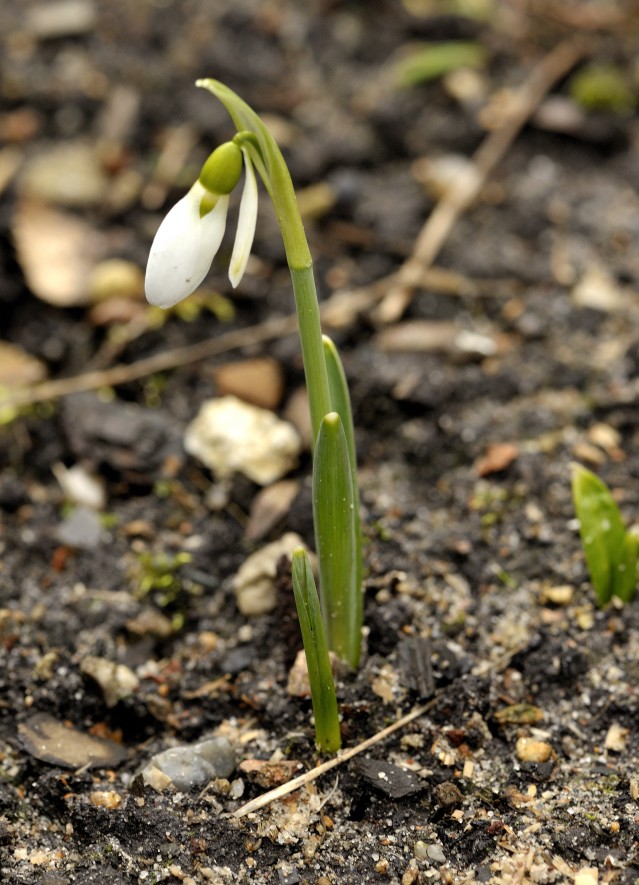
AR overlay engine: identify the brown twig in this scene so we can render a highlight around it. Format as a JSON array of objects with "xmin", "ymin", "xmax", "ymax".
[
  {"xmin": 0, "ymin": 41, "xmax": 587, "ymax": 412},
  {"xmin": 0, "ymin": 315, "xmax": 298, "ymax": 409},
  {"xmin": 373, "ymin": 38, "xmax": 589, "ymax": 324},
  {"xmin": 232, "ymin": 697, "xmax": 437, "ymax": 818}
]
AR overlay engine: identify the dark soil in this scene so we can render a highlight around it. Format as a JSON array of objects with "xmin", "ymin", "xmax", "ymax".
[{"xmin": 1, "ymin": 1, "xmax": 639, "ymax": 883}]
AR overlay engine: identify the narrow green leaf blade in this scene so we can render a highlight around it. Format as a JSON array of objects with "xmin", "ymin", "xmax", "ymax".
[
  {"xmin": 395, "ymin": 41, "xmax": 487, "ymax": 88},
  {"xmin": 313, "ymin": 412, "xmax": 360, "ymax": 667},
  {"xmin": 614, "ymin": 531, "xmax": 638, "ymax": 603},
  {"xmin": 291, "ymin": 547, "xmax": 341, "ymax": 753},
  {"xmin": 323, "ymin": 335, "xmax": 362, "ymax": 612}
]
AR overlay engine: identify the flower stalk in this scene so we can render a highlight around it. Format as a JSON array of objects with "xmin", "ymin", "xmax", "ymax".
[{"xmin": 145, "ymin": 79, "xmax": 364, "ymax": 750}]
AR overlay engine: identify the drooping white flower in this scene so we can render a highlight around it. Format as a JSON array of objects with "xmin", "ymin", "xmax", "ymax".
[
  {"xmin": 145, "ymin": 182, "xmax": 229, "ymax": 308},
  {"xmin": 145, "ymin": 141, "xmax": 258, "ymax": 308}
]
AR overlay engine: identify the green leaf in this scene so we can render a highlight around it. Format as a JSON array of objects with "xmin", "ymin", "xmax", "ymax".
[
  {"xmin": 614, "ymin": 531, "xmax": 638, "ymax": 604},
  {"xmin": 313, "ymin": 412, "xmax": 360, "ymax": 667},
  {"xmin": 569, "ymin": 63, "xmax": 636, "ymax": 114},
  {"xmin": 571, "ymin": 463, "xmax": 637, "ymax": 606},
  {"xmin": 395, "ymin": 41, "xmax": 487, "ymax": 88},
  {"xmin": 291, "ymin": 547, "xmax": 341, "ymax": 753},
  {"xmin": 322, "ymin": 335, "xmax": 362, "ymax": 607}
]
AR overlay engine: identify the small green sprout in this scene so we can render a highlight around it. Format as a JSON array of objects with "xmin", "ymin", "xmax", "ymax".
[
  {"xmin": 145, "ymin": 81, "xmax": 365, "ymax": 750},
  {"xmin": 571, "ymin": 463, "xmax": 638, "ymax": 606},
  {"xmin": 132, "ymin": 550, "xmax": 193, "ymax": 608}
]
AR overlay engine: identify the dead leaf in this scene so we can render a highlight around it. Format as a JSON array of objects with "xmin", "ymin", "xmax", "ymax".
[
  {"xmin": 13, "ymin": 201, "xmax": 104, "ymax": 306},
  {"xmin": 475, "ymin": 442, "xmax": 518, "ymax": 476}
]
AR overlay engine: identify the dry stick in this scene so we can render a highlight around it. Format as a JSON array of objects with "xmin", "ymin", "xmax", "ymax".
[
  {"xmin": 233, "ymin": 640, "xmax": 536, "ymax": 820},
  {"xmin": 0, "ymin": 264, "xmax": 474, "ymax": 410},
  {"xmin": 232, "ymin": 697, "xmax": 438, "ymax": 819},
  {"xmin": 0, "ymin": 314, "xmax": 298, "ymax": 409},
  {"xmin": 373, "ymin": 38, "xmax": 589, "ymax": 325},
  {"xmin": 0, "ymin": 42, "xmax": 586, "ymax": 411}
]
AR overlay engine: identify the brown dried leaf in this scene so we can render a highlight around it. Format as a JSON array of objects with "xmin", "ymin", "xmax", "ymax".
[{"xmin": 13, "ymin": 201, "xmax": 104, "ymax": 307}]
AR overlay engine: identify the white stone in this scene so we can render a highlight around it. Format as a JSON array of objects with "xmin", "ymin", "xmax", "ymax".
[
  {"xmin": 233, "ymin": 533, "xmax": 307, "ymax": 616},
  {"xmin": 184, "ymin": 396, "xmax": 301, "ymax": 485}
]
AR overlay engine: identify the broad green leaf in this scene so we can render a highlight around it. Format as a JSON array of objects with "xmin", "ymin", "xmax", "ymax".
[
  {"xmin": 313, "ymin": 412, "xmax": 359, "ymax": 667},
  {"xmin": 291, "ymin": 547, "xmax": 341, "ymax": 753},
  {"xmin": 571, "ymin": 463, "xmax": 637, "ymax": 606}
]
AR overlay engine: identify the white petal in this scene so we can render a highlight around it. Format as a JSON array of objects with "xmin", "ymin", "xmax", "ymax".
[
  {"xmin": 228, "ymin": 148, "xmax": 258, "ymax": 288},
  {"xmin": 145, "ymin": 183, "xmax": 229, "ymax": 308}
]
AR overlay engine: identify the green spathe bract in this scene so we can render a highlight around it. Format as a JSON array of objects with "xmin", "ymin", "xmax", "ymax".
[
  {"xmin": 291, "ymin": 547, "xmax": 341, "ymax": 752},
  {"xmin": 571, "ymin": 462, "xmax": 638, "ymax": 605}
]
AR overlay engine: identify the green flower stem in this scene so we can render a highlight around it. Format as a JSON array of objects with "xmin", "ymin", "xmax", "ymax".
[
  {"xmin": 313, "ymin": 412, "xmax": 359, "ymax": 668},
  {"xmin": 290, "ymin": 267, "xmax": 332, "ymax": 442},
  {"xmin": 291, "ymin": 547, "xmax": 341, "ymax": 753},
  {"xmin": 197, "ymin": 78, "xmax": 331, "ymax": 442}
]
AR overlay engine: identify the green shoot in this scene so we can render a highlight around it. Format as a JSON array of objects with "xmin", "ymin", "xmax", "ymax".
[
  {"xmin": 291, "ymin": 548, "xmax": 341, "ymax": 752},
  {"xmin": 145, "ymin": 81, "xmax": 365, "ymax": 750},
  {"xmin": 313, "ymin": 412, "xmax": 359, "ymax": 668},
  {"xmin": 571, "ymin": 463, "xmax": 638, "ymax": 606}
]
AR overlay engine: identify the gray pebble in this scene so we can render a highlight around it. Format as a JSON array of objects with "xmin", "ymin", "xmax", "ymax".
[{"xmin": 141, "ymin": 737, "xmax": 235, "ymax": 791}]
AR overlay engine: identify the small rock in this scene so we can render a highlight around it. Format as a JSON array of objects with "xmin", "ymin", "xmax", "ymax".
[
  {"xmin": 539, "ymin": 585, "xmax": 574, "ymax": 606},
  {"xmin": 27, "ymin": 0, "xmax": 97, "ymax": 39},
  {"xmin": 287, "ymin": 649, "xmax": 312, "ymax": 697},
  {"xmin": 19, "ymin": 141, "xmax": 107, "ymax": 207},
  {"xmin": 426, "ymin": 843, "xmax": 446, "ymax": 863},
  {"xmin": 80, "ymin": 656, "xmax": 139, "ymax": 707},
  {"xmin": 239, "ymin": 759, "xmax": 303, "ymax": 788},
  {"xmin": 572, "ymin": 264, "xmax": 626, "ymax": 312},
  {"xmin": 233, "ymin": 533, "xmax": 306, "ymax": 616},
  {"xmin": 0, "ymin": 342, "xmax": 47, "ymax": 387},
  {"xmin": 139, "ymin": 737, "xmax": 235, "ymax": 792},
  {"xmin": 245, "ymin": 480, "xmax": 300, "ymax": 541},
  {"xmin": 125, "ymin": 607, "xmax": 173, "ymax": 639},
  {"xmin": 574, "ymin": 869, "xmax": 598, "ymax": 885},
  {"xmin": 88, "ymin": 790, "xmax": 123, "ymax": 809},
  {"xmin": 184, "ymin": 396, "xmax": 301, "ymax": 485},
  {"xmin": 401, "ymin": 859, "xmax": 420, "ymax": 885},
  {"xmin": 604, "ymin": 722, "xmax": 629, "ymax": 752},
  {"xmin": 375, "ymin": 320, "xmax": 499, "ymax": 360},
  {"xmin": 355, "ymin": 758, "xmax": 423, "ymax": 800},
  {"xmin": 212, "ymin": 358, "xmax": 284, "ymax": 411},
  {"xmin": 434, "ymin": 781, "xmax": 464, "ymax": 808},
  {"xmin": 516, "ymin": 737, "xmax": 553, "ymax": 763},
  {"xmin": 475, "ymin": 443, "xmax": 519, "ymax": 477},
  {"xmin": 413, "ymin": 840, "xmax": 429, "ymax": 860},
  {"xmin": 62, "ymin": 393, "xmax": 182, "ymax": 479},
  {"xmin": 52, "ymin": 463, "xmax": 106, "ymax": 510},
  {"xmin": 56, "ymin": 506, "xmax": 103, "ymax": 549},
  {"xmin": 87, "ymin": 259, "xmax": 145, "ymax": 303}
]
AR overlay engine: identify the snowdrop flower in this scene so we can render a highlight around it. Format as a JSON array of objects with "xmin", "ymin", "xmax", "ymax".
[{"xmin": 145, "ymin": 140, "xmax": 258, "ymax": 308}]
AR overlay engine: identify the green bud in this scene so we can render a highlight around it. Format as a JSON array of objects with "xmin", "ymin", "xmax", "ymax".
[{"xmin": 199, "ymin": 142, "xmax": 242, "ymax": 195}]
